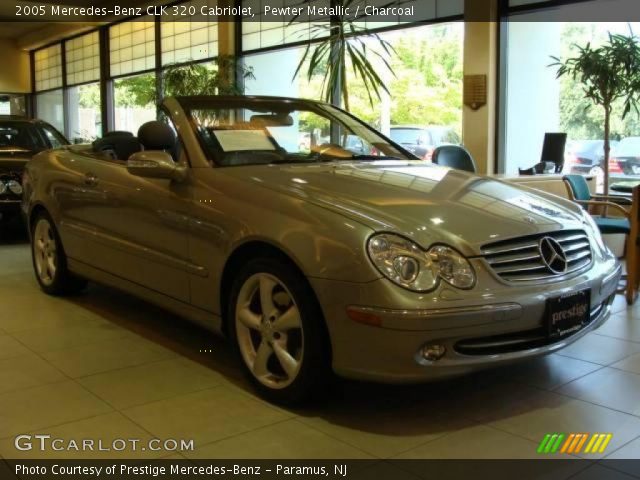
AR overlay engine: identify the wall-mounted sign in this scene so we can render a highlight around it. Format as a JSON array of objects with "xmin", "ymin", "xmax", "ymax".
[{"xmin": 464, "ymin": 74, "xmax": 487, "ymax": 110}]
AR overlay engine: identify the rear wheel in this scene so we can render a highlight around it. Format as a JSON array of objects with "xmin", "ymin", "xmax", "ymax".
[
  {"xmin": 31, "ymin": 213, "xmax": 87, "ymax": 295},
  {"xmin": 228, "ymin": 257, "xmax": 330, "ymax": 405}
]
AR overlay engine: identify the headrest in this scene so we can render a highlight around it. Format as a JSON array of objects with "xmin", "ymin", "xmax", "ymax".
[
  {"xmin": 93, "ymin": 135, "xmax": 141, "ymax": 160},
  {"xmin": 103, "ymin": 130, "xmax": 134, "ymax": 138},
  {"xmin": 138, "ymin": 121, "xmax": 176, "ymax": 151}
]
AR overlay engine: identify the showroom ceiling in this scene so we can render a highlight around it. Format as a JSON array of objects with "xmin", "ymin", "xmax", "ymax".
[{"xmin": 0, "ymin": 0, "xmax": 154, "ymax": 50}]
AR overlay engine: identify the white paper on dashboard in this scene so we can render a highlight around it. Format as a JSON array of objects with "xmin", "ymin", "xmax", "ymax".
[{"xmin": 214, "ymin": 130, "xmax": 275, "ymax": 151}]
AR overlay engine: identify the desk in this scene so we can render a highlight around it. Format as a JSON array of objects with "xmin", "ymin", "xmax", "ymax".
[{"xmin": 611, "ymin": 180, "xmax": 640, "ymax": 194}]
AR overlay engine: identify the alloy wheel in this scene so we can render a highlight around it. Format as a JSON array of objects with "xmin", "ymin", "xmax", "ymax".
[
  {"xmin": 235, "ymin": 273, "xmax": 304, "ymax": 389},
  {"xmin": 33, "ymin": 218, "xmax": 57, "ymax": 286}
]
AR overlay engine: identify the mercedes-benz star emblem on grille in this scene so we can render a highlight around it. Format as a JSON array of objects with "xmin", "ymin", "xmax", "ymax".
[{"xmin": 539, "ymin": 237, "xmax": 568, "ymax": 274}]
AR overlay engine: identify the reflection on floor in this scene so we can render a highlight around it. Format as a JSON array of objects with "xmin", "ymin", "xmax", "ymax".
[{"xmin": 0, "ymin": 222, "xmax": 639, "ymax": 475}]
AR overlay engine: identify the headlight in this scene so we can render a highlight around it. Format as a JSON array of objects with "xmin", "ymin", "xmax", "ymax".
[
  {"xmin": 0, "ymin": 181, "xmax": 6, "ymax": 195},
  {"xmin": 367, "ymin": 233, "xmax": 476, "ymax": 292},
  {"xmin": 6, "ymin": 180, "xmax": 22, "ymax": 196}
]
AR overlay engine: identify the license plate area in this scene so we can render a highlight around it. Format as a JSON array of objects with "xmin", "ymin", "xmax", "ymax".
[{"xmin": 546, "ymin": 289, "xmax": 591, "ymax": 339}]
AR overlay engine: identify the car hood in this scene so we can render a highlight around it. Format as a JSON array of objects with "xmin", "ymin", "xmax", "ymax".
[{"xmin": 222, "ymin": 161, "xmax": 585, "ymax": 255}]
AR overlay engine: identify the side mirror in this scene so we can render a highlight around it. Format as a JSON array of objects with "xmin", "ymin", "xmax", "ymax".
[{"xmin": 126, "ymin": 151, "xmax": 186, "ymax": 182}]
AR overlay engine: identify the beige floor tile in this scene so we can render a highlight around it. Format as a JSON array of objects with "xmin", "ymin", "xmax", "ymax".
[
  {"xmin": 612, "ymin": 352, "xmax": 640, "ymax": 375},
  {"xmin": 0, "ymin": 380, "xmax": 112, "ymax": 439},
  {"xmin": 0, "ymin": 412, "xmax": 168, "ymax": 460},
  {"xmin": 495, "ymin": 354, "xmax": 603, "ymax": 391},
  {"xmin": 78, "ymin": 358, "xmax": 226, "ymax": 409},
  {"xmin": 594, "ymin": 311, "xmax": 640, "ymax": 343},
  {"xmin": 556, "ymin": 367, "xmax": 640, "ymax": 416},
  {"xmin": 122, "ymin": 386, "xmax": 291, "ymax": 447},
  {"xmin": 0, "ymin": 354, "xmax": 67, "ymax": 395},
  {"xmin": 481, "ymin": 389, "xmax": 640, "ymax": 459},
  {"xmin": 0, "ymin": 336, "xmax": 31, "ymax": 361},
  {"xmin": 298, "ymin": 408, "xmax": 474, "ymax": 459},
  {"xmin": 40, "ymin": 336, "xmax": 177, "ymax": 378},
  {"xmin": 422, "ymin": 381, "xmax": 544, "ymax": 423},
  {"xmin": 0, "ymin": 295, "xmax": 107, "ymax": 334},
  {"xmin": 11, "ymin": 321, "xmax": 134, "ymax": 353},
  {"xmin": 556, "ymin": 332, "xmax": 640, "ymax": 365},
  {"xmin": 187, "ymin": 419, "xmax": 373, "ymax": 459},
  {"xmin": 606, "ymin": 436, "xmax": 640, "ymax": 459},
  {"xmin": 392, "ymin": 425, "xmax": 540, "ymax": 459},
  {"xmin": 610, "ymin": 294, "xmax": 631, "ymax": 315}
]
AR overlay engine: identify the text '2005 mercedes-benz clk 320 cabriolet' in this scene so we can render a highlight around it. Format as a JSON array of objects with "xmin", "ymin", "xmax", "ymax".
[{"xmin": 22, "ymin": 96, "xmax": 621, "ymax": 404}]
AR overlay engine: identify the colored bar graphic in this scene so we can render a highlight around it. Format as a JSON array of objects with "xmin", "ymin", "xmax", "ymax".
[
  {"xmin": 537, "ymin": 434, "xmax": 552, "ymax": 454},
  {"xmin": 539, "ymin": 433, "xmax": 613, "ymax": 455},
  {"xmin": 551, "ymin": 434, "xmax": 565, "ymax": 453},
  {"xmin": 561, "ymin": 434, "xmax": 575, "ymax": 453}
]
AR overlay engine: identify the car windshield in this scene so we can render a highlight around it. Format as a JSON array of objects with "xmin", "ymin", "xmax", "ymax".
[
  {"xmin": 180, "ymin": 98, "xmax": 412, "ymax": 166},
  {"xmin": 433, "ymin": 128, "xmax": 461, "ymax": 145},
  {"xmin": 390, "ymin": 128, "xmax": 427, "ymax": 145},
  {"xmin": 0, "ymin": 121, "xmax": 50, "ymax": 155}
]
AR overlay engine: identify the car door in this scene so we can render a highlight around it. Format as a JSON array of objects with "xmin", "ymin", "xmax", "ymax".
[{"xmin": 59, "ymin": 151, "xmax": 193, "ymax": 303}]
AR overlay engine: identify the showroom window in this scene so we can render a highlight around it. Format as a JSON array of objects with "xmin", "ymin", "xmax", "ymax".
[
  {"xmin": 0, "ymin": 94, "xmax": 27, "ymax": 116},
  {"xmin": 500, "ymin": 0, "xmax": 640, "ymax": 188},
  {"xmin": 160, "ymin": 1, "xmax": 219, "ymax": 65},
  {"xmin": 65, "ymin": 32, "xmax": 100, "ymax": 85},
  {"xmin": 109, "ymin": 17, "xmax": 158, "ymax": 135},
  {"xmin": 113, "ymin": 73, "xmax": 157, "ymax": 135},
  {"xmin": 346, "ymin": 22, "xmax": 463, "ymax": 140},
  {"xmin": 109, "ymin": 17, "xmax": 156, "ymax": 77},
  {"xmin": 65, "ymin": 32, "xmax": 102, "ymax": 143},
  {"xmin": 244, "ymin": 21, "xmax": 463, "ymax": 143},
  {"xmin": 240, "ymin": 0, "xmax": 463, "ymax": 53},
  {"xmin": 36, "ymin": 89, "xmax": 64, "ymax": 133},
  {"xmin": 67, "ymin": 83, "xmax": 101, "ymax": 143},
  {"xmin": 34, "ymin": 44, "xmax": 63, "ymax": 91}
]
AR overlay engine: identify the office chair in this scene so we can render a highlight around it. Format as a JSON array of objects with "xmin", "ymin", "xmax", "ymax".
[
  {"xmin": 432, "ymin": 145, "xmax": 477, "ymax": 173},
  {"xmin": 518, "ymin": 132, "xmax": 568, "ymax": 175}
]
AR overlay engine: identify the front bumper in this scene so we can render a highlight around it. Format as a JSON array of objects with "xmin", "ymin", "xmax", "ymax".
[
  {"xmin": 310, "ymin": 256, "xmax": 621, "ymax": 383},
  {"xmin": 0, "ymin": 198, "xmax": 21, "ymax": 216}
]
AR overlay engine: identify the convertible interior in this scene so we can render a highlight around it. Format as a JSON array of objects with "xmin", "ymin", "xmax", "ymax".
[{"xmin": 91, "ymin": 121, "xmax": 181, "ymax": 162}]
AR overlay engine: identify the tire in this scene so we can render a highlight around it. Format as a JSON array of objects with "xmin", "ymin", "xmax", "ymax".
[
  {"xmin": 31, "ymin": 212, "xmax": 87, "ymax": 295},
  {"xmin": 228, "ymin": 256, "xmax": 331, "ymax": 405}
]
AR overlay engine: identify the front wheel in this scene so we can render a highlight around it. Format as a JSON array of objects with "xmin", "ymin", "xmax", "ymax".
[
  {"xmin": 228, "ymin": 257, "xmax": 331, "ymax": 405},
  {"xmin": 31, "ymin": 213, "xmax": 87, "ymax": 295}
]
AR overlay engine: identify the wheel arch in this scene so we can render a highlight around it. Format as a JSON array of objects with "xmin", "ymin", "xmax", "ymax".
[
  {"xmin": 28, "ymin": 203, "xmax": 50, "ymax": 231},
  {"xmin": 219, "ymin": 240, "xmax": 330, "ymax": 351}
]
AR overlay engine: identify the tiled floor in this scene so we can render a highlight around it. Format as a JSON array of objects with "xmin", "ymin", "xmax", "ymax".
[{"xmin": 0, "ymin": 224, "xmax": 639, "ymax": 472}]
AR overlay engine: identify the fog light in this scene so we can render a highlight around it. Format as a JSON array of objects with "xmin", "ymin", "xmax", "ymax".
[{"xmin": 421, "ymin": 344, "xmax": 446, "ymax": 362}]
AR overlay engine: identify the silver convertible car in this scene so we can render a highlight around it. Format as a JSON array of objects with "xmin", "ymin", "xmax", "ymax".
[{"xmin": 23, "ymin": 96, "xmax": 621, "ymax": 403}]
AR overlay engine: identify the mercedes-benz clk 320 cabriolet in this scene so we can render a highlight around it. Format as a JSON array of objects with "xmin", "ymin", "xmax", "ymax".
[{"xmin": 22, "ymin": 96, "xmax": 621, "ymax": 403}]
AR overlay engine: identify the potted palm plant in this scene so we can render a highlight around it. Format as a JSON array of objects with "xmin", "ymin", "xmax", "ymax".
[
  {"xmin": 551, "ymin": 30, "xmax": 640, "ymax": 194},
  {"xmin": 290, "ymin": 0, "xmax": 395, "ymax": 111}
]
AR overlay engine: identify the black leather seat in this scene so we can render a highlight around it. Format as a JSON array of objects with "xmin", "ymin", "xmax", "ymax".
[
  {"xmin": 432, "ymin": 145, "xmax": 477, "ymax": 173},
  {"xmin": 92, "ymin": 133, "xmax": 141, "ymax": 161}
]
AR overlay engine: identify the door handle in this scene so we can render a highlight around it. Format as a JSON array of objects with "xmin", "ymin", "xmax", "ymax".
[{"xmin": 83, "ymin": 173, "xmax": 98, "ymax": 186}]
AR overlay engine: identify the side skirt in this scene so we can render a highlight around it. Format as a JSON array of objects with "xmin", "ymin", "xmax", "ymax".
[{"xmin": 67, "ymin": 258, "xmax": 223, "ymax": 335}]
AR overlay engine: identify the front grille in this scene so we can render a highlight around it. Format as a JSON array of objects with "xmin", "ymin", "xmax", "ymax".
[{"xmin": 481, "ymin": 230, "xmax": 592, "ymax": 282}]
